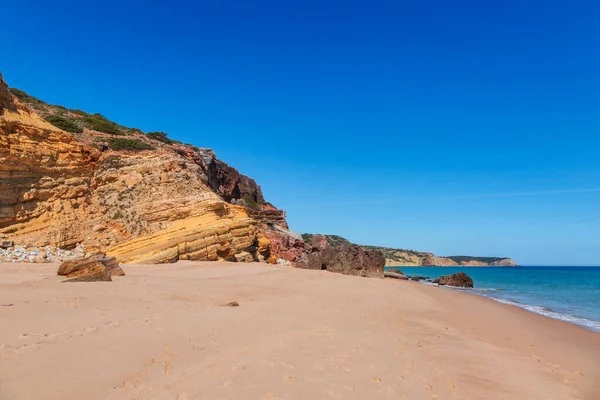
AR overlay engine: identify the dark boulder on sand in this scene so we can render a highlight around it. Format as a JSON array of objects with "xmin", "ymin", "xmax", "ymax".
[{"xmin": 433, "ymin": 272, "xmax": 474, "ymax": 288}]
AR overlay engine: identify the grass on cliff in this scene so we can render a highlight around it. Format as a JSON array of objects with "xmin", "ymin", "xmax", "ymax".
[
  {"xmin": 82, "ymin": 114, "xmax": 123, "ymax": 135},
  {"xmin": 9, "ymin": 88, "xmax": 46, "ymax": 109},
  {"xmin": 44, "ymin": 115, "xmax": 83, "ymax": 133},
  {"xmin": 108, "ymin": 138, "xmax": 155, "ymax": 151},
  {"xmin": 242, "ymin": 194, "xmax": 260, "ymax": 209},
  {"xmin": 361, "ymin": 245, "xmax": 427, "ymax": 258},
  {"xmin": 146, "ymin": 131, "xmax": 173, "ymax": 144},
  {"xmin": 8, "ymin": 86, "xmax": 205, "ymax": 151},
  {"xmin": 69, "ymin": 109, "xmax": 90, "ymax": 117}
]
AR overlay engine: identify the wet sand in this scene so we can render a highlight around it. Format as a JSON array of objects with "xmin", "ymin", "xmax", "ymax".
[{"xmin": 0, "ymin": 261, "xmax": 598, "ymax": 399}]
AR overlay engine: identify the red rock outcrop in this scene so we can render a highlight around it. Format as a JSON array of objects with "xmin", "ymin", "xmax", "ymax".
[
  {"xmin": 0, "ymin": 73, "xmax": 17, "ymax": 114},
  {"xmin": 296, "ymin": 235, "xmax": 385, "ymax": 278}
]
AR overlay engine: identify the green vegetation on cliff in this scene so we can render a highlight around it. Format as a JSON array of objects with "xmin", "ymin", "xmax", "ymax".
[
  {"xmin": 108, "ymin": 138, "xmax": 155, "ymax": 151},
  {"xmin": 9, "ymin": 88, "xmax": 46, "ymax": 109},
  {"xmin": 44, "ymin": 115, "xmax": 83, "ymax": 133},
  {"xmin": 6, "ymin": 87, "xmax": 192, "ymax": 150},
  {"xmin": 362, "ymin": 245, "xmax": 426, "ymax": 258},
  {"xmin": 146, "ymin": 131, "xmax": 173, "ymax": 144},
  {"xmin": 82, "ymin": 114, "xmax": 123, "ymax": 135}
]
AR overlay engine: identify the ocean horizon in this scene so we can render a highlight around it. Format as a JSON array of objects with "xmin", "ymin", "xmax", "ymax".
[{"xmin": 386, "ymin": 266, "xmax": 600, "ymax": 332}]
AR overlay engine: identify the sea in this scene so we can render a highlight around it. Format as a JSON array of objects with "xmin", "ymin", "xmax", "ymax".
[{"xmin": 386, "ymin": 266, "xmax": 600, "ymax": 332}]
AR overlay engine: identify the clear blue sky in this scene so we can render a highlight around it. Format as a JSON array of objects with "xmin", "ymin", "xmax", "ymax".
[{"xmin": 2, "ymin": 0, "xmax": 599, "ymax": 265}]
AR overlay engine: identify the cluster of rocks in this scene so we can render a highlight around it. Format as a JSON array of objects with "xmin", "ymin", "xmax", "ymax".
[
  {"xmin": 57, "ymin": 252, "xmax": 125, "ymax": 282},
  {"xmin": 383, "ymin": 268, "xmax": 474, "ymax": 288},
  {"xmin": 0, "ymin": 242, "xmax": 87, "ymax": 263},
  {"xmin": 409, "ymin": 275, "xmax": 430, "ymax": 281}
]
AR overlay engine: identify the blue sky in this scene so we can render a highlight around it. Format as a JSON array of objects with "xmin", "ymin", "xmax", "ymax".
[{"xmin": 2, "ymin": 0, "xmax": 599, "ymax": 265}]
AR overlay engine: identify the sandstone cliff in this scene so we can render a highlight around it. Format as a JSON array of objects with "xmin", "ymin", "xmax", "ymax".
[{"xmin": 0, "ymin": 74, "xmax": 296, "ymax": 264}]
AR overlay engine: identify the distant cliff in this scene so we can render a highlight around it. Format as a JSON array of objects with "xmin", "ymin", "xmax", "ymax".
[{"xmin": 303, "ymin": 235, "xmax": 517, "ymax": 267}]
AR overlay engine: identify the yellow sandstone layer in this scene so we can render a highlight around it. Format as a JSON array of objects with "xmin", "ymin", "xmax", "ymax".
[{"xmin": 0, "ymin": 103, "xmax": 267, "ymax": 264}]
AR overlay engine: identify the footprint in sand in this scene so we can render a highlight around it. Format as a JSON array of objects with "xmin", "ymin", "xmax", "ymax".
[
  {"xmin": 378, "ymin": 386, "xmax": 395, "ymax": 394},
  {"xmin": 220, "ymin": 377, "xmax": 234, "ymax": 387}
]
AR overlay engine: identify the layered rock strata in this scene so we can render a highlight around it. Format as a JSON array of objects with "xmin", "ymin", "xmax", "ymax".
[
  {"xmin": 0, "ymin": 74, "xmax": 293, "ymax": 264},
  {"xmin": 58, "ymin": 252, "xmax": 125, "ymax": 282}
]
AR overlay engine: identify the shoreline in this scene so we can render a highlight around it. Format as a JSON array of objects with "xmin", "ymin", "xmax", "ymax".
[
  {"xmin": 415, "ymin": 280, "xmax": 600, "ymax": 333},
  {"xmin": 389, "ymin": 265, "xmax": 600, "ymax": 333},
  {"xmin": 1, "ymin": 261, "xmax": 599, "ymax": 399}
]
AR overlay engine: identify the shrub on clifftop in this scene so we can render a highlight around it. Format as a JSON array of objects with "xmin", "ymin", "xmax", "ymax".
[
  {"xmin": 108, "ymin": 138, "xmax": 154, "ymax": 151},
  {"xmin": 146, "ymin": 131, "xmax": 173, "ymax": 144},
  {"xmin": 9, "ymin": 88, "xmax": 46, "ymax": 109},
  {"xmin": 45, "ymin": 115, "xmax": 83, "ymax": 133},
  {"xmin": 83, "ymin": 114, "xmax": 122, "ymax": 135}
]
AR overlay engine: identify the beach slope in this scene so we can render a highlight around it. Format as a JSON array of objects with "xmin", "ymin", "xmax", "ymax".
[{"xmin": 0, "ymin": 262, "xmax": 598, "ymax": 399}]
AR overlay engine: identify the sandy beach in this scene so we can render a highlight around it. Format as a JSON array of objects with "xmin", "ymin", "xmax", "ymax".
[{"xmin": 0, "ymin": 261, "xmax": 599, "ymax": 400}]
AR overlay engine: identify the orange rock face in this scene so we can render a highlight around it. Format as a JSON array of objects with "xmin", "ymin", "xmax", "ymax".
[{"xmin": 0, "ymin": 75, "xmax": 293, "ymax": 264}]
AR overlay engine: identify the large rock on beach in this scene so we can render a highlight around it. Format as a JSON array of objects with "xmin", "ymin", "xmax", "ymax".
[
  {"xmin": 58, "ymin": 252, "xmax": 125, "ymax": 282},
  {"xmin": 384, "ymin": 271, "xmax": 409, "ymax": 280},
  {"xmin": 295, "ymin": 235, "xmax": 385, "ymax": 278},
  {"xmin": 434, "ymin": 272, "xmax": 474, "ymax": 288}
]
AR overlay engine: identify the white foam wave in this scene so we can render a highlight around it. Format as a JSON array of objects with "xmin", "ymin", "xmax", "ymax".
[
  {"xmin": 422, "ymin": 281, "xmax": 600, "ymax": 332},
  {"xmin": 487, "ymin": 298, "xmax": 600, "ymax": 332},
  {"xmin": 469, "ymin": 287, "xmax": 501, "ymax": 293}
]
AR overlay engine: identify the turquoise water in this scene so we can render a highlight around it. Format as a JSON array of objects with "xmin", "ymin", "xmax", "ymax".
[{"xmin": 386, "ymin": 266, "xmax": 600, "ymax": 332}]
